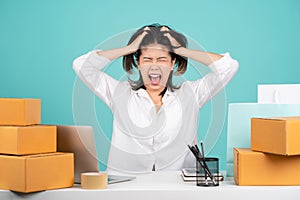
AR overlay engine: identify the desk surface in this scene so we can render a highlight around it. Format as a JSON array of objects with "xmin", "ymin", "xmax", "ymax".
[{"xmin": 1, "ymin": 171, "xmax": 300, "ymax": 200}]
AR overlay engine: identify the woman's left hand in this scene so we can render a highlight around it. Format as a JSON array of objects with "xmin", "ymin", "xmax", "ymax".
[{"xmin": 161, "ymin": 26, "xmax": 183, "ymax": 54}]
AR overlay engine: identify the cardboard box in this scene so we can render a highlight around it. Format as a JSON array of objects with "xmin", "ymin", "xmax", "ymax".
[
  {"xmin": 251, "ymin": 117, "xmax": 300, "ymax": 155},
  {"xmin": 0, "ymin": 98, "xmax": 41, "ymax": 126},
  {"xmin": 0, "ymin": 125, "xmax": 56, "ymax": 155},
  {"xmin": 234, "ymin": 148, "xmax": 300, "ymax": 185},
  {"xmin": 0, "ymin": 152, "xmax": 74, "ymax": 193}
]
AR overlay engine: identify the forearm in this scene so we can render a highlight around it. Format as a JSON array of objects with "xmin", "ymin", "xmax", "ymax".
[
  {"xmin": 96, "ymin": 46, "xmax": 134, "ymax": 60},
  {"xmin": 73, "ymin": 51, "xmax": 119, "ymax": 108},
  {"xmin": 175, "ymin": 47, "xmax": 223, "ymax": 66},
  {"xmin": 189, "ymin": 52, "xmax": 239, "ymax": 107}
]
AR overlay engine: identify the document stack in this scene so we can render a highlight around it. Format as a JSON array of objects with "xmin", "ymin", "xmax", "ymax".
[
  {"xmin": 181, "ymin": 168, "xmax": 224, "ymax": 182},
  {"xmin": 234, "ymin": 116, "xmax": 300, "ymax": 185},
  {"xmin": 0, "ymin": 98, "xmax": 74, "ymax": 193}
]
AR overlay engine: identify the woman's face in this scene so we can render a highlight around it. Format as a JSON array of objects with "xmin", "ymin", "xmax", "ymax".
[{"xmin": 138, "ymin": 44, "xmax": 175, "ymax": 93}]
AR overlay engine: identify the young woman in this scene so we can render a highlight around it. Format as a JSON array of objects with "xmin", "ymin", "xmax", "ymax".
[{"xmin": 73, "ymin": 24, "xmax": 239, "ymax": 173}]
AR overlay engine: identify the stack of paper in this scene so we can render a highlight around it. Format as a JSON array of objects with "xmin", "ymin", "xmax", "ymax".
[{"xmin": 181, "ymin": 168, "xmax": 224, "ymax": 182}]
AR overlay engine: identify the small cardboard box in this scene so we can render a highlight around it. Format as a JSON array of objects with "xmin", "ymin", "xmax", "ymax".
[
  {"xmin": 234, "ymin": 148, "xmax": 300, "ymax": 186},
  {"xmin": 251, "ymin": 116, "xmax": 300, "ymax": 155},
  {"xmin": 0, "ymin": 152, "xmax": 74, "ymax": 193},
  {"xmin": 0, "ymin": 98, "xmax": 41, "ymax": 126},
  {"xmin": 0, "ymin": 125, "xmax": 56, "ymax": 155}
]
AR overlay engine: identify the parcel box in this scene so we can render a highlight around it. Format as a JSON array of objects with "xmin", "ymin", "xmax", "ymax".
[
  {"xmin": 234, "ymin": 148, "xmax": 300, "ymax": 186},
  {"xmin": 0, "ymin": 152, "xmax": 74, "ymax": 193},
  {"xmin": 0, "ymin": 98, "xmax": 41, "ymax": 126},
  {"xmin": 0, "ymin": 125, "xmax": 56, "ymax": 155},
  {"xmin": 251, "ymin": 116, "xmax": 300, "ymax": 155}
]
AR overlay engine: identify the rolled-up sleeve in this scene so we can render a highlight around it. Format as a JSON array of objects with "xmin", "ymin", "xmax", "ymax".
[
  {"xmin": 188, "ymin": 52, "xmax": 239, "ymax": 108},
  {"xmin": 73, "ymin": 50, "xmax": 119, "ymax": 108}
]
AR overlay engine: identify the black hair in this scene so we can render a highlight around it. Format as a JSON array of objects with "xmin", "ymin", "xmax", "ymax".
[{"xmin": 123, "ymin": 23, "xmax": 188, "ymax": 95}]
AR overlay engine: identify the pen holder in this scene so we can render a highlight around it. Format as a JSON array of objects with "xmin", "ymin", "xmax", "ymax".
[{"xmin": 196, "ymin": 157, "xmax": 219, "ymax": 187}]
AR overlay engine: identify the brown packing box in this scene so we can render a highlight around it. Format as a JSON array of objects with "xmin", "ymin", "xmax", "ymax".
[
  {"xmin": 0, "ymin": 125, "xmax": 56, "ymax": 155},
  {"xmin": 251, "ymin": 116, "xmax": 300, "ymax": 155},
  {"xmin": 0, "ymin": 98, "xmax": 41, "ymax": 126},
  {"xmin": 0, "ymin": 152, "xmax": 74, "ymax": 193},
  {"xmin": 234, "ymin": 148, "xmax": 300, "ymax": 186}
]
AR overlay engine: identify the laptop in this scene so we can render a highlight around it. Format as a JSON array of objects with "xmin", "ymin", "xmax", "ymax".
[{"xmin": 56, "ymin": 125, "xmax": 135, "ymax": 184}]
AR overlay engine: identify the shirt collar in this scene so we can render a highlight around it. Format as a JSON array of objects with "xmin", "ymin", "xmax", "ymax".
[{"xmin": 134, "ymin": 88, "xmax": 148, "ymax": 97}]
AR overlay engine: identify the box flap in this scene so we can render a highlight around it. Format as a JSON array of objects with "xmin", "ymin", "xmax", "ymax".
[
  {"xmin": 234, "ymin": 148, "xmax": 254, "ymax": 154},
  {"xmin": 253, "ymin": 116, "xmax": 300, "ymax": 121},
  {"xmin": 22, "ymin": 152, "xmax": 71, "ymax": 159}
]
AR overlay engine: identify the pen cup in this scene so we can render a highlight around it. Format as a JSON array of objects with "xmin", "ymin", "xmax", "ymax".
[{"xmin": 196, "ymin": 157, "xmax": 219, "ymax": 187}]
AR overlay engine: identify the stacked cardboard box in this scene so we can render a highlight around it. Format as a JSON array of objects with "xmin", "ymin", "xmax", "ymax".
[
  {"xmin": 234, "ymin": 116, "xmax": 300, "ymax": 185},
  {"xmin": 0, "ymin": 98, "xmax": 74, "ymax": 193}
]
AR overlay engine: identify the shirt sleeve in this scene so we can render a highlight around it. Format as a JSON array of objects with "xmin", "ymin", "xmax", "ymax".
[
  {"xmin": 187, "ymin": 52, "xmax": 239, "ymax": 108},
  {"xmin": 72, "ymin": 50, "xmax": 119, "ymax": 109}
]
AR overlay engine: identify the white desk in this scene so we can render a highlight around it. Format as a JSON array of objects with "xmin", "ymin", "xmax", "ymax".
[{"xmin": 1, "ymin": 171, "xmax": 300, "ymax": 200}]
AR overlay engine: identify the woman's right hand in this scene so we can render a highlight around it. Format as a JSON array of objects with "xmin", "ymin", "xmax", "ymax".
[
  {"xmin": 126, "ymin": 27, "xmax": 149, "ymax": 53},
  {"xmin": 95, "ymin": 27, "xmax": 148, "ymax": 60},
  {"xmin": 96, "ymin": 28, "xmax": 148, "ymax": 60}
]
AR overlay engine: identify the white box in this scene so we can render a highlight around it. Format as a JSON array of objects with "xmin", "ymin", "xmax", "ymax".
[{"xmin": 258, "ymin": 84, "xmax": 300, "ymax": 104}]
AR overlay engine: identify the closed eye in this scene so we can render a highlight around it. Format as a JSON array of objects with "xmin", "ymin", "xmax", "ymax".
[
  {"xmin": 142, "ymin": 57, "xmax": 152, "ymax": 62},
  {"xmin": 158, "ymin": 58, "xmax": 167, "ymax": 62},
  {"xmin": 157, "ymin": 57, "xmax": 168, "ymax": 62}
]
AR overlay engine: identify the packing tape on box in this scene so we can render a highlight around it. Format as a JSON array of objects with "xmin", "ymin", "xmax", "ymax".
[{"xmin": 81, "ymin": 172, "xmax": 108, "ymax": 189}]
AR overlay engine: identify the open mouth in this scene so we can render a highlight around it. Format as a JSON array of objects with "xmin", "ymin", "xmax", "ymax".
[{"xmin": 148, "ymin": 74, "xmax": 161, "ymax": 85}]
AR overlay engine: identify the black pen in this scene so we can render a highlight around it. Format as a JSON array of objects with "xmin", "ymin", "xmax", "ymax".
[
  {"xmin": 194, "ymin": 142, "xmax": 201, "ymax": 157},
  {"xmin": 200, "ymin": 140, "xmax": 205, "ymax": 158},
  {"xmin": 200, "ymin": 140, "xmax": 207, "ymax": 181}
]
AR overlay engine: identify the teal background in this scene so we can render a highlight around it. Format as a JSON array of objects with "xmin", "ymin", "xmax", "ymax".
[{"xmin": 1, "ymin": 0, "xmax": 300, "ymax": 171}]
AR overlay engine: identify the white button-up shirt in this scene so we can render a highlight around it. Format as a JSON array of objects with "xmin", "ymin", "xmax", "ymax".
[{"xmin": 73, "ymin": 50, "xmax": 239, "ymax": 173}]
